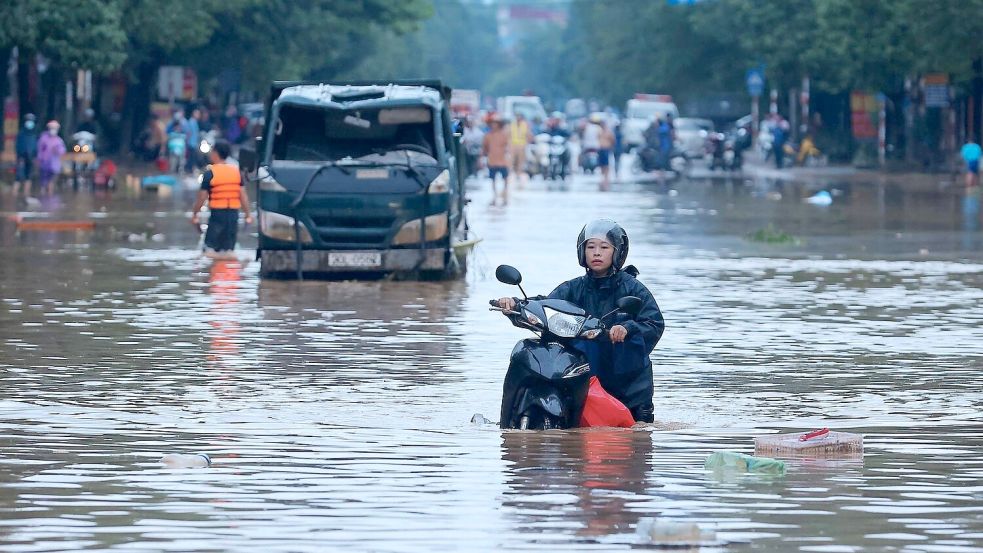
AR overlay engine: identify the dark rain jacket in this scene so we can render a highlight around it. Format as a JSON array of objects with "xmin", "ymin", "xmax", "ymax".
[{"xmin": 547, "ymin": 270, "xmax": 665, "ymax": 410}]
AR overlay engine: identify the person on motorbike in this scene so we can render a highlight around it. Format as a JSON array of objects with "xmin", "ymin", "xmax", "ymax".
[
  {"xmin": 546, "ymin": 113, "xmax": 570, "ymax": 138},
  {"xmin": 497, "ymin": 219, "xmax": 665, "ymax": 422}
]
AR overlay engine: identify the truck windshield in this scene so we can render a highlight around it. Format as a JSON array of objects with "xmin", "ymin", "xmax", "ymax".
[{"xmin": 272, "ymin": 105, "xmax": 438, "ymax": 163}]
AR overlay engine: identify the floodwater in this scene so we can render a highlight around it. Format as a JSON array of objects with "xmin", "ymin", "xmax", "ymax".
[{"xmin": 1, "ymin": 166, "xmax": 982, "ymax": 552}]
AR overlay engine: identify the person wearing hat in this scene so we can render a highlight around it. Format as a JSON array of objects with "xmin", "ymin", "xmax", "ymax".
[
  {"xmin": 496, "ymin": 219, "xmax": 665, "ymax": 422},
  {"xmin": 36, "ymin": 120, "xmax": 67, "ymax": 193},
  {"xmin": 13, "ymin": 114, "xmax": 38, "ymax": 196}
]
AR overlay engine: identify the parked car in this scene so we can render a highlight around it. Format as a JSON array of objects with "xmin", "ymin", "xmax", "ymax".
[
  {"xmin": 673, "ymin": 117, "xmax": 714, "ymax": 159},
  {"xmin": 242, "ymin": 80, "xmax": 472, "ymax": 280}
]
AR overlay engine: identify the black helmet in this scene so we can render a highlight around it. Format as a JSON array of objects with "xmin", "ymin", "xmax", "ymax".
[{"xmin": 577, "ymin": 218, "xmax": 629, "ymax": 271}]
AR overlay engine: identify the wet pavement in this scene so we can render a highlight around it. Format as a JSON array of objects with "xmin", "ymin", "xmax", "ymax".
[{"xmin": 1, "ymin": 164, "xmax": 982, "ymax": 552}]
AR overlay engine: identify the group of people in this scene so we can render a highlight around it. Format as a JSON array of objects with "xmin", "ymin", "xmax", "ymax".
[
  {"xmin": 13, "ymin": 115, "xmax": 68, "ymax": 197},
  {"xmin": 461, "ymin": 110, "xmax": 623, "ymax": 204},
  {"xmin": 134, "ymin": 105, "xmax": 253, "ymax": 174}
]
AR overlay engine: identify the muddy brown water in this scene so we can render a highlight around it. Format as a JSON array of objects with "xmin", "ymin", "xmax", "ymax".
[{"xmin": 1, "ymin": 169, "xmax": 981, "ymax": 551}]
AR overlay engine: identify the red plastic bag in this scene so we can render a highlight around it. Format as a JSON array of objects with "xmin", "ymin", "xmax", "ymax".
[{"xmin": 579, "ymin": 376, "xmax": 635, "ymax": 428}]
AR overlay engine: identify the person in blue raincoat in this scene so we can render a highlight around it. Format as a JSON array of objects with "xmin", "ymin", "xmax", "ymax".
[{"xmin": 498, "ymin": 219, "xmax": 665, "ymax": 422}]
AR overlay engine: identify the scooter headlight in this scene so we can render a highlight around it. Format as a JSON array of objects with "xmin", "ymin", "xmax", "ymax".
[
  {"xmin": 580, "ymin": 328, "xmax": 602, "ymax": 340},
  {"xmin": 542, "ymin": 307, "xmax": 585, "ymax": 338},
  {"xmin": 200, "ymin": 140, "xmax": 211, "ymax": 154}
]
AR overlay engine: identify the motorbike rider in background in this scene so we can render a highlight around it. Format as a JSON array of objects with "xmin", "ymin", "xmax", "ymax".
[{"xmin": 497, "ymin": 219, "xmax": 665, "ymax": 422}]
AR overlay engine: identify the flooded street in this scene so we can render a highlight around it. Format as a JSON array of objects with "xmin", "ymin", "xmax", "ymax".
[{"xmin": 2, "ymin": 167, "xmax": 982, "ymax": 552}]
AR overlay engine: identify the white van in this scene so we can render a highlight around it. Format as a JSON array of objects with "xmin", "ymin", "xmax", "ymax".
[{"xmin": 622, "ymin": 95, "xmax": 679, "ymax": 151}]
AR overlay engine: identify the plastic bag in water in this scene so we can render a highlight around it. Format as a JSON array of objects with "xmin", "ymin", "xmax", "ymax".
[{"xmin": 704, "ymin": 451, "xmax": 786, "ymax": 475}]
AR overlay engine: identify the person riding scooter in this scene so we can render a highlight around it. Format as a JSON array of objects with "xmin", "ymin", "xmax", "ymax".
[{"xmin": 497, "ymin": 219, "xmax": 665, "ymax": 422}]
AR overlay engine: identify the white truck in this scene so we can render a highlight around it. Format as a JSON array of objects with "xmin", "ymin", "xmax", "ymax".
[
  {"xmin": 497, "ymin": 95, "xmax": 547, "ymax": 124},
  {"xmin": 622, "ymin": 94, "xmax": 679, "ymax": 152}
]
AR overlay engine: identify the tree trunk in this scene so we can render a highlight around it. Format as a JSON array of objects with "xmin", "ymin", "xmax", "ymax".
[{"xmin": 121, "ymin": 59, "xmax": 158, "ymax": 156}]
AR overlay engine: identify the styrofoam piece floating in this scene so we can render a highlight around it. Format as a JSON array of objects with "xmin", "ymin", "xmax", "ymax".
[{"xmin": 754, "ymin": 428, "xmax": 863, "ymax": 458}]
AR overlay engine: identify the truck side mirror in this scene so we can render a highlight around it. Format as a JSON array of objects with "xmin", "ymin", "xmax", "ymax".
[{"xmin": 239, "ymin": 147, "xmax": 258, "ymax": 174}]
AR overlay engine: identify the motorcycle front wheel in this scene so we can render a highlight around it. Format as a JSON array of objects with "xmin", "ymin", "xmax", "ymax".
[{"xmin": 518, "ymin": 410, "xmax": 562, "ymax": 430}]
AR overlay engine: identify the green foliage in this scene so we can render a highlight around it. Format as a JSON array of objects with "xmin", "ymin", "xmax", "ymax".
[
  {"xmin": 0, "ymin": 0, "xmax": 127, "ymax": 72},
  {"xmin": 567, "ymin": 0, "xmax": 983, "ymax": 105},
  {"xmin": 0, "ymin": 0, "xmax": 431, "ymax": 88},
  {"xmin": 340, "ymin": 0, "xmax": 499, "ymax": 90}
]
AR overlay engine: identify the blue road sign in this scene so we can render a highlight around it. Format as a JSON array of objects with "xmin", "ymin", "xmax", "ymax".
[{"xmin": 746, "ymin": 69, "xmax": 765, "ymax": 97}]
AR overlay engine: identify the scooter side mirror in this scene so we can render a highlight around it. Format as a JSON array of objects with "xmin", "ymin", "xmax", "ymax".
[
  {"xmin": 616, "ymin": 296, "xmax": 643, "ymax": 316},
  {"xmin": 495, "ymin": 265, "xmax": 522, "ymax": 286}
]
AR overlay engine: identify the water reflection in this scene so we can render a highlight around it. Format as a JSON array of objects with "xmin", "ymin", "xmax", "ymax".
[{"xmin": 502, "ymin": 429, "xmax": 654, "ymax": 542}]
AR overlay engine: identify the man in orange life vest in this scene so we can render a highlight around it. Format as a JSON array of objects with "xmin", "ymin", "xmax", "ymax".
[{"xmin": 190, "ymin": 140, "xmax": 253, "ymax": 253}]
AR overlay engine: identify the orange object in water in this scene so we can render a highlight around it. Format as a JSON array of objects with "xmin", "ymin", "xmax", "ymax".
[
  {"xmin": 16, "ymin": 219, "xmax": 95, "ymax": 231},
  {"xmin": 579, "ymin": 376, "xmax": 635, "ymax": 428}
]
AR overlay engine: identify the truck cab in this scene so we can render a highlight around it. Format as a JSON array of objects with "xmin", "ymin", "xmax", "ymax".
[{"xmin": 248, "ymin": 80, "xmax": 471, "ymax": 279}]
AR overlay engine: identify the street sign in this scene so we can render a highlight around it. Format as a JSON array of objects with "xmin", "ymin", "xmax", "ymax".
[{"xmin": 746, "ymin": 69, "xmax": 764, "ymax": 97}]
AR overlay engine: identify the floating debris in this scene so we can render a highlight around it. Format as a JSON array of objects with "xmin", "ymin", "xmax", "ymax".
[
  {"xmin": 755, "ymin": 428, "xmax": 863, "ymax": 458},
  {"xmin": 805, "ymin": 190, "xmax": 833, "ymax": 205},
  {"xmin": 704, "ymin": 451, "xmax": 786, "ymax": 474},
  {"xmin": 636, "ymin": 517, "xmax": 717, "ymax": 547},
  {"xmin": 161, "ymin": 453, "xmax": 211, "ymax": 468},
  {"xmin": 746, "ymin": 224, "xmax": 800, "ymax": 245}
]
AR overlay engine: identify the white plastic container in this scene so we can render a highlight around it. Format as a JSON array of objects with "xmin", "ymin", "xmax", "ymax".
[{"xmin": 160, "ymin": 453, "xmax": 211, "ymax": 468}]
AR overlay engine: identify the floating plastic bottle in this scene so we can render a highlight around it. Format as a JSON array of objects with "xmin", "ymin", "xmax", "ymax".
[
  {"xmin": 160, "ymin": 453, "xmax": 211, "ymax": 468},
  {"xmin": 704, "ymin": 451, "xmax": 786, "ymax": 475}
]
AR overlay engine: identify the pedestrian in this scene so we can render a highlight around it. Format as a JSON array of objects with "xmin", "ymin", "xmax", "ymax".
[
  {"xmin": 166, "ymin": 124, "xmax": 187, "ymax": 175},
  {"xmin": 482, "ymin": 116, "xmax": 510, "ymax": 205},
  {"xmin": 36, "ymin": 120, "xmax": 66, "ymax": 193},
  {"xmin": 960, "ymin": 135, "xmax": 981, "ymax": 189},
  {"xmin": 496, "ymin": 219, "xmax": 665, "ymax": 422},
  {"xmin": 612, "ymin": 116, "xmax": 623, "ymax": 177},
  {"xmin": 657, "ymin": 117, "xmax": 672, "ymax": 169},
  {"xmin": 598, "ymin": 119, "xmax": 615, "ymax": 188},
  {"xmin": 185, "ymin": 108, "xmax": 201, "ymax": 173},
  {"xmin": 509, "ymin": 113, "xmax": 532, "ymax": 186},
  {"xmin": 223, "ymin": 105, "xmax": 241, "ymax": 144},
  {"xmin": 461, "ymin": 116, "xmax": 484, "ymax": 178},
  {"xmin": 582, "ymin": 114, "xmax": 603, "ymax": 172},
  {"xmin": 191, "ymin": 140, "xmax": 253, "ymax": 255},
  {"xmin": 13, "ymin": 114, "xmax": 38, "ymax": 196},
  {"xmin": 772, "ymin": 116, "xmax": 788, "ymax": 169}
]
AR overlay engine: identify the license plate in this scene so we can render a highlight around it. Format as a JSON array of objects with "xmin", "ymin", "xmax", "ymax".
[
  {"xmin": 356, "ymin": 168, "xmax": 389, "ymax": 179},
  {"xmin": 328, "ymin": 251, "xmax": 382, "ymax": 268}
]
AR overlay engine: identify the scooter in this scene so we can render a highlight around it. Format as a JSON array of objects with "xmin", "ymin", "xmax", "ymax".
[
  {"xmin": 547, "ymin": 135, "xmax": 569, "ymax": 181},
  {"xmin": 634, "ymin": 144, "xmax": 688, "ymax": 176},
  {"xmin": 580, "ymin": 148, "xmax": 599, "ymax": 174},
  {"xmin": 527, "ymin": 133, "xmax": 552, "ymax": 178},
  {"xmin": 490, "ymin": 264, "xmax": 642, "ymax": 430},
  {"xmin": 69, "ymin": 131, "xmax": 98, "ymax": 189}
]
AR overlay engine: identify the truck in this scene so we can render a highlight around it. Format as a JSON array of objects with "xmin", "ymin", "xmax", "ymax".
[
  {"xmin": 622, "ymin": 94, "xmax": 680, "ymax": 152},
  {"xmin": 240, "ymin": 80, "xmax": 474, "ymax": 279}
]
